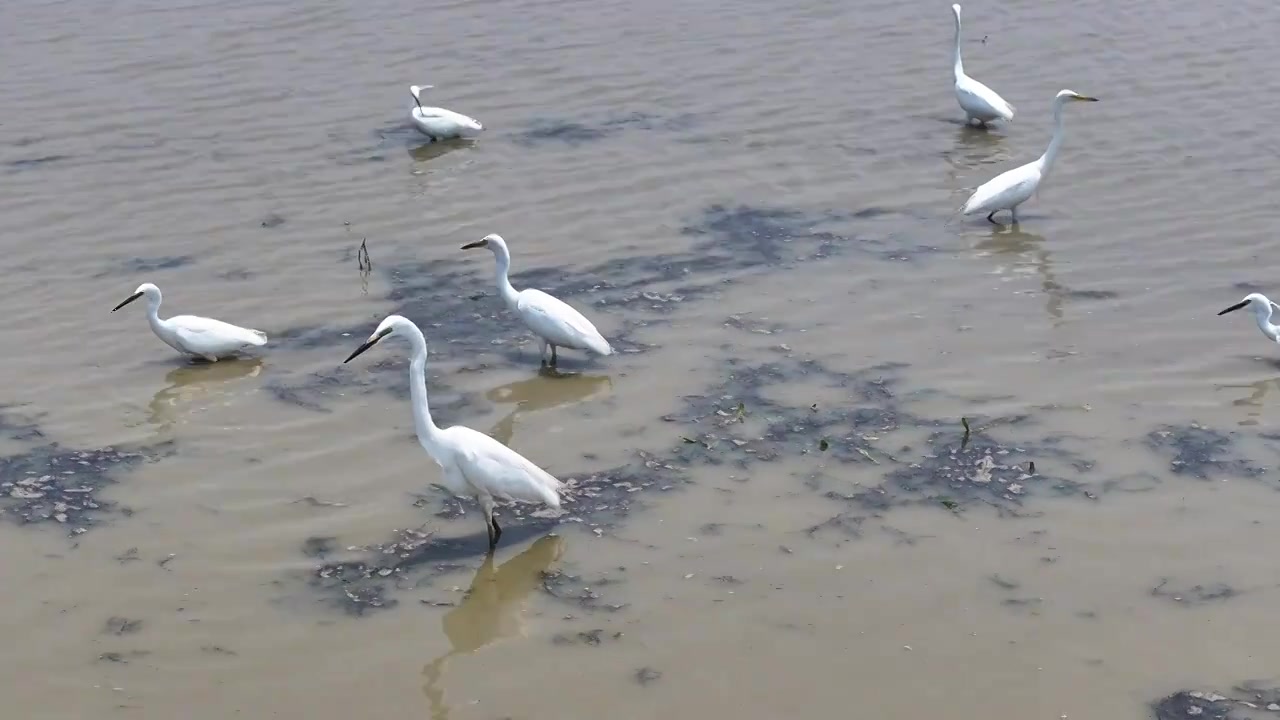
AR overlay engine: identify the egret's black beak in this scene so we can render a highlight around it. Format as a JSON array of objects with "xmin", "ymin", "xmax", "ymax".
[
  {"xmin": 344, "ymin": 327, "xmax": 391, "ymax": 363},
  {"xmin": 1218, "ymin": 300, "xmax": 1249, "ymax": 316},
  {"xmin": 460, "ymin": 240, "xmax": 487, "ymax": 250},
  {"xmin": 112, "ymin": 291, "xmax": 143, "ymax": 312}
]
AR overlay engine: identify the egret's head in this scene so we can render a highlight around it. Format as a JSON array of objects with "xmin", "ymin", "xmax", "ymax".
[
  {"xmin": 952, "ymin": 4, "xmax": 961, "ymax": 18},
  {"xmin": 344, "ymin": 315, "xmax": 415, "ymax": 363},
  {"xmin": 409, "ymin": 84, "xmax": 433, "ymax": 108},
  {"xmin": 112, "ymin": 282, "xmax": 160, "ymax": 312},
  {"xmin": 1056, "ymin": 89, "xmax": 1099, "ymax": 103},
  {"xmin": 460, "ymin": 233, "xmax": 506, "ymax": 253},
  {"xmin": 1218, "ymin": 293, "xmax": 1273, "ymax": 317}
]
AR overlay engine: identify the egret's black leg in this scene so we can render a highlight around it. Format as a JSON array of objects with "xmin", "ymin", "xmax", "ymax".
[
  {"xmin": 550, "ymin": 345, "xmax": 558, "ymax": 367},
  {"xmin": 987, "ymin": 212, "xmax": 998, "ymax": 224},
  {"xmin": 491, "ymin": 516, "xmax": 502, "ymax": 547}
]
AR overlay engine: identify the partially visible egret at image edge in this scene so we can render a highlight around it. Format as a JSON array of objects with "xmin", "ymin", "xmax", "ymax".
[
  {"xmin": 409, "ymin": 84, "xmax": 483, "ymax": 141},
  {"xmin": 951, "ymin": 4, "xmax": 1015, "ymax": 126},
  {"xmin": 111, "ymin": 283, "xmax": 267, "ymax": 362},
  {"xmin": 961, "ymin": 89, "xmax": 1099, "ymax": 225},
  {"xmin": 343, "ymin": 315, "xmax": 564, "ymax": 551},
  {"xmin": 462, "ymin": 234, "xmax": 613, "ymax": 368},
  {"xmin": 1218, "ymin": 293, "xmax": 1280, "ymax": 345}
]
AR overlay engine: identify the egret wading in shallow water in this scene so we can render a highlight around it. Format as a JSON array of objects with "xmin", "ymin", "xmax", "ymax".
[
  {"xmin": 1218, "ymin": 293, "xmax": 1280, "ymax": 345},
  {"xmin": 461, "ymin": 234, "xmax": 613, "ymax": 368},
  {"xmin": 409, "ymin": 85, "xmax": 483, "ymax": 141},
  {"xmin": 951, "ymin": 4, "xmax": 1015, "ymax": 126},
  {"xmin": 111, "ymin": 283, "xmax": 267, "ymax": 362},
  {"xmin": 961, "ymin": 89, "xmax": 1098, "ymax": 225},
  {"xmin": 343, "ymin": 315, "xmax": 564, "ymax": 551}
]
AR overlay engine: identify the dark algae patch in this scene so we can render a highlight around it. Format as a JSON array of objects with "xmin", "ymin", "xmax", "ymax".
[
  {"xmin": 1146, "ymin": 424, "xmax": 1267, "ymax": 480},
  {"xmin": 0, "ymin": 406, "xmax": 165, "ymax": 533},
  {"xmin": 1154, "ymin": 684, "xmax": 1280, "ymax": 720},
  {"xmin": 300, "ymin": 355, "xmax": 1102, "ymax": 614}
]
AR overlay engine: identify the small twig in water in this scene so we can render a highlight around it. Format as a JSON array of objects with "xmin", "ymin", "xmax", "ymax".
[{"xmin": 357, "ymin": 238, "xmax": 372, "ymax": 271}]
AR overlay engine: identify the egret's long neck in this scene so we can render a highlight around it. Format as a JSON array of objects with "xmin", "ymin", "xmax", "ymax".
[
  {"xmin": 405, "ymin": 328, "xmax": 444, "ymax": 450},
  {"xmin": 491, "ymin": 244, "xmax": 520, "ymax": 311},
  {"xmin": 1253, "ymin": 305, "xmax": 1280, "ymax": 342},
  {"xmin": 952, "ymin": 13, "xmax": 964, "ymax": 78},
  {"xmin": 1038, "ymin": 98, "xmax": 1069, "ymax": 174},
  {"xmin": 145, "ymin": 293, "xmax": 167, "ymax": 334}
]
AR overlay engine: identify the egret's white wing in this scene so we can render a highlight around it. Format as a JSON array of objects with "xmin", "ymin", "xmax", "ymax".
[
  {"xmin": 412, "ymin": 106, "xmax": 483, "ymax": 133},
  {"xmin": 963, "ymin": 162, "xmax": 1040, "ymax": 215},
  {"xmin": 448, "ymin": 426, "xmax": 563, "ymax": 507},
  {"xmin": 169, "ymin": 314, "xmax": 267, "ymax": 355},
  {"xmin": 516, "ymin": 289, "xmax": 612, "ymax": 355},
  {"xmin": 956, "ymin": 76, "xmax": 1015, "ymax": 121}
]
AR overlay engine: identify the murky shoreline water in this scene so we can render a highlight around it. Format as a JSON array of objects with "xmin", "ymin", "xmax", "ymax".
[{"xmin": 5, "ymin": 0, "xmax": 1280, "ymax": 717}]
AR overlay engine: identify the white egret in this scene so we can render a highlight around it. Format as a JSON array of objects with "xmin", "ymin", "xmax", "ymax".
[
  {"xmin": 111, "ymin": 283, "xmax": 267, "ymax": 362},
  {"xmin": 461, "ymin": 234, "xmax": 613, "ymax": 367},
  {"xmin": 961, "ymin": 89, "xmax": 1099, "ymax": 224},
  {"xmin": 343, "ymin": 315, "xmax": 564, "ymax": 550},
  {"xmin": 951, "ymin": 4, "xmax": 1016, "ymax": 126},
  {"xmin": 1218, "ymin": 293, "xmax": 1280, "ymax": 344},
  {"xmin": 409, "ymin": 85, "xmax": 483, "ymax": 141}
]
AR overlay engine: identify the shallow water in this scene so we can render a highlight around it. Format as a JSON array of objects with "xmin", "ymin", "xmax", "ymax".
[{"xmin": 3, "ymin": 0, "xmax": 1280, "ymax": 717}]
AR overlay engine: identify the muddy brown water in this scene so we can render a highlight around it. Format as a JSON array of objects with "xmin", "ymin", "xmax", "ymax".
[{"xmin": 4, "ymin": 0, "xmax": 1280, "ymax": 717}]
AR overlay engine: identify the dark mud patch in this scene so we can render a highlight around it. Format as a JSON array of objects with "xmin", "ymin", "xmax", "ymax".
[
  {"xmin": 1147, "ymin": 424, "xmax": 1267, "ymax": 481},
  {"xmin": 550, "ymin": 628, "xmax": 622, "ymax": 647},
  {"xmin": 512, "ymin": 112, "xmax": 696, "ymax": 147},
  {"xmin": 93, "ymin": 254, "xmax": 197, "ymax": 279},
  {"xmin": 1, "ymin": 441, "xmax": 168, "ymax": 534},
  {"xmin": 300, "ymin": 356, "xmax": 1099, "ymax": 614},
  {"xmin": 307, "ymin": 455, "xmax": 677, "ymax": 614},
  {"xmin": 1150, "ymin": 578, "xmax": 1242, "ymax": 606},
  {"xmin": 635, "ymin": 667, "xmax": 663, "ymax": 686},
  {"xmin": 674, "ymin": 358, "xmax": 1088, "ymax": 516},
  {"xmin": 1153, "ymin": 685, "xmax": 1280, "ymax": 720}
]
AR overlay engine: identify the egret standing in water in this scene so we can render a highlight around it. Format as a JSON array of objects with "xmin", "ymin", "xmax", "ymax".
[
  {"xmin": 961, "ymin": 89, "xmax": 1098, "ymax": 224},
  {"xmin": 951, "ymin": 4, "xmax": 1015, "ymax": 127},
  {"xmin": 461, "ymin": 234, "xmax": 613, "ymax": 368},
  {"xmin": 343, "ymin": 315, "xmax": 564, "ymax": 551},
  {"xmin": 111, "ymin": 283, "xmax": 267, "ymax": 362},
  {"xmin": 1218, "ymin": 293, "xmax": 1280, "ymax": 345},
  {"xmin": 409, "ymin": 85, "xmax": 483, "ymax": 141}
]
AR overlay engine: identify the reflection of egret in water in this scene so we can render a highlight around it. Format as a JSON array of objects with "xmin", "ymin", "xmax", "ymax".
[
  {"xmin": 146, "ymin": 358, "xmax": 264, "ymax": 429},
  {"xmin": 485, "ymin": 373, "xmax": 612, "ymax": 446},
  {"xmin": 1216, "ymin": 376, "xmax": 1280, "ymax": 426},
  {"xmin": 943, "ymin": 122, "xmax": 1008, "ymax": 180},
  {"xmin": 408, "ymin": 138, "xmax": 474, "ymax": 164},
  {"xmin": 973, "ymin": 225, "xmax": 1065, "ymax": 323},
  {"xmin": 422, "ymin": 534, "xmax": 566, "ymax": 719}
]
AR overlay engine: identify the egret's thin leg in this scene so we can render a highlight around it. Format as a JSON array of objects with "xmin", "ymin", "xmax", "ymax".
[
  {"xmin": 986, "ymin": 212, "xmax": 999, "ymax": 225},
  {"xmin": 550, "ymin": 345, "xmax": 558, "ymax": 367},
  {"xmin": 538, "ymin": 338, "xmax": 548, "ymax": 366},
  {"xmin": 480, "ymin": 495, "xmax": 498, "ymax": 550},
  {"xmin": 491, "ymin": 515, "xmax": 502, "ymax": 546},
  {"xmin": 1010, "ymin": 207, "xmax": 1020, "ymax": 224}
]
